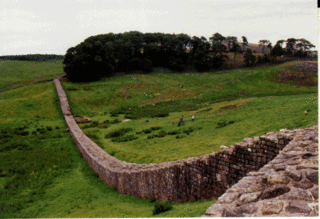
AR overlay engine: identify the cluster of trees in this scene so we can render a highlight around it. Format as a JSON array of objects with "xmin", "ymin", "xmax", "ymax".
[
  {"xmin": 63, "ymin": 31, "xmax": 316, "ymax": 82},
  {"xmin": 0, "ymin": 54, "xmax": 64, "ymax": 62},
  {"xmin": 270, "ymin": 38, "xmax": 315, "ymax": 58},
  {"xmin": 63, "ymin": 31, "xmax": 238, "ymax": 81}
]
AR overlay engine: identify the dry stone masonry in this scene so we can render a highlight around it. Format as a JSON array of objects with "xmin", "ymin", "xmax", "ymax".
[
  {"xmin": 203, "ymin": 125, "xmax": 318, "ymax": 217},
  {"xmin": 54, "ymin": 78, "xmax": 318, "ymax": 216}
]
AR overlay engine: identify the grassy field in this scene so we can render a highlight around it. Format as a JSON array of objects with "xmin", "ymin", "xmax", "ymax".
[
  {"xmin": 61, "ymin": 61, "xmax": 317, "ymax": 164},
  {"xmin": 0, "ymin": 61, "xmax": 216, "ymax": 218},
  {"xmin": 0, "ymin": 60, "xmax": 64, "ymax": 92},
  {"xmin": 0, "ymin": 60, "xmax": 317, "ymax": 217}
]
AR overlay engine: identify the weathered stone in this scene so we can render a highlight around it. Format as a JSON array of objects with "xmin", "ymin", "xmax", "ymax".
[
  {"xmin": 286, "ymin": 159, "xmax": 302, "ymax": 165},
  {"xmin": 262, "ymin": 201, "xmax": 283, "ymax": 215},
  {"xmin": 297, "ymin": 160, "xmax": 318, "ymax": 170},
  {"xmin": 292, "ymin": 180, "xmax": 314, "ymax": 189},
  {"xmin": 286, "ymin": 169, "xmax": 302, "ymax": 181},
  {"xmin": 205, "ymin": 204, "xmax": 225, "ymax": 217},
  {"xmin": 267, "ymin": 173, "xmax": 289, "ymax": 185},
  {"xmin": 237, "ymin": 192, "xmax": 261, "ymax": 205},
  {"xmin": 273, "ymin": 163, "xmax": 286, "ymax": 171},
  {"xmin": 223, "ymin": 208, "xmax": 242, "ymax": 217},
  {"xmin": 311, "ymin": 187, "xmax": 318, "ymax": 199},
  {"xmin": 283, "ymin": 188, "xmax": 313, "ymax": 201},
  {"xmin": 305, "ymin": 170, "xmax": 318, "ymax": 184},
  {"xmin": 237, "ymin": 203, "xmax": 257, "ymax": 216},
  {"xmin": 260, "ymin": 184, "xmax": 290, "ymax": 200},
  {"xmin": 218, "ymin": 192, "xmax": 239, "ymax": 204},
  {"xmin": 285, "ymin": 202, "xmax": 312, "ymax": 214}
]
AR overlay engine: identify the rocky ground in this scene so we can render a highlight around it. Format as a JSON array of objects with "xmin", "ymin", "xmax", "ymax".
[{"xmin": 203, "ymin": 125, "xmax": 318, "ymax": 217}]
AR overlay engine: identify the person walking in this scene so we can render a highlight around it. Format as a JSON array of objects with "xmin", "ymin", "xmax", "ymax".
[{"xmin": 192, "ymin": 115, "xmax": 194, "ymax": 122}]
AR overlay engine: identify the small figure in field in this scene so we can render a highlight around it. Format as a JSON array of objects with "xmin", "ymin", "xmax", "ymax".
[
  {"xmin": 172, "ymin": 121, "xmax": 174, "ymax": 126},
  {"xmin": 192, "ymin": 115, "xmax": 194, "ymax": 122},
  {"xmin": 178, "ymin": 116, "xmax": 184, "ymax": 126}
]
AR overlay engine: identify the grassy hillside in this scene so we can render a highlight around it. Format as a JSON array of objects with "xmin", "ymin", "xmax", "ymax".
[
  {"xmin": 0, "ymin": 60, "xmax": 64, "ymax": 92},
  {"xmin": 0, "ymin": 62, "xmax": 215, "ymax": 217},
  {"xmin": 0, "ymin": 60, "xmax": 317, "ymax": 217},
  {"xmin": 61, "ymin": 61, "xmax": 317, "ymax": 164}
]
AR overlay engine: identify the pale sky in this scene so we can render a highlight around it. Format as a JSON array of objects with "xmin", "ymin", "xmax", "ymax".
[{"xmin": 0, "ymin": 0, "xmax": 317, "ymax": 56}]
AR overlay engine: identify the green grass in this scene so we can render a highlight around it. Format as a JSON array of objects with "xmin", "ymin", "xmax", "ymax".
[
  {"xmin": 77, "ymin": 94, "xmax": 317, "ymax": 164},
  {"xmin": 63, "ymin": 61, "xmax": 317, "ymax": 164},
  {"xmin": 0, "ymin": 68, "xmax": 215, "ymax": 217},
  {"xmin": 0, "ymin": 60, "xmax": 64, "ymax": 92},
  {"xmin": 0, "ymin": 60, "xmax": 317, "ymax": 217}
]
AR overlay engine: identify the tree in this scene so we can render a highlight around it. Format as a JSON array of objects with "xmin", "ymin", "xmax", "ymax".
[
  {"xmin": 267, "ymin": 42, "xmax": 272, "ymax": 54},
  {"xmin": 243, "ymin": 48, "xmax": 256, "ymax": 66},
  {"xmin": 241, "ymin": 36, "xmax": 248, "ymax": 52},
  {"xmin": 210, "ymin": 33, "xmax": 227, "ymax": 69},
  {"xmin": 295, "ymin": 38, "xmax": 315, "ymax": 57},
  {"xmin": 285, "ymin": 38, "xmax": 297, "ymax": 56},
  {"xmin": 191, "ymin": 36, "xmax": 212, "ymax": 71},
  {"xmin": 225, "ymin": 36, "xmax": 237, "ymax": 51},
  {"xmin": 258, "ymin": 40, "xmax": 270, "ymax": 54},
  {"xmin": 271, "ymin": 40, "xmax": 285, "ymax": 58},
  {"xmin": 209, "ymin": 33, "xmax": 226, "ymax": 44},
  {"xmin": 230, "ymin": 41, "xmax": 241, "ymax": 67}
]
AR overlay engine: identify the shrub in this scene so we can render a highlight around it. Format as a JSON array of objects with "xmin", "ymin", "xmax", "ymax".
[
  {"xmin": 143, "ymin": 129, "xmax": 152, "ymax": 134},
  {"xmin": 46, "ymin": 126, "xmax": 53, "ymax": 131},
  {"xmin": 168, "ymin": 130, "xmax": 180, "ymax": 135},
  {"xmin": 155, "ymin": 112, "xmax": 169, "ymax": 118},
  {"xmin": 112, "ymin": 134, "xmax": 138, "ymax": 142},
  {"xmin": 151, "ymin": 126, "xmax": 162, "ymax": 131},
  {"xmin": 128, "ymin": 58, "xmax": 141, "ymax": 72},
  {"xmin": 152, "ymin": 201, "xmax": 173, "ymax": 215},
  {"xmin": 105, "ymin": 128, "xmax": 133, "ymax": 138},
  {"xmin": 157, "ymin": 130, "xmax": 167, "ymax": 138},
  {"xmin": 20, "ymin": 131, "xmax": 29, "ymax": 136},
  {"xmin": 140, "ymin": 58, "xmax": 153, "ymax": 73}
]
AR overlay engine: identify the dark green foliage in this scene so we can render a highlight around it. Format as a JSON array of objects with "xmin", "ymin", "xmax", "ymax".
[
  {"xmin": 152, "ymin": 201, "xmax": 173, "ymax": 215},
  {"xmin": 46, "ymin": 126, "xmax": 53, "ymax": 131},
  {"xmin": 157, "ymin": 130, "xmax": 167, "ymax": 138},
  {"xmin": 216, "ymin": 120, "xmax": 235, "ymax": 129},
  {"xmin": 176, "ymin": 135, "xmax": 184, "ymax": 139},
  {"xmin": 143, "ymin": 129, "xmax": 152, "ymax": 134},
  {"xmin": 151, "ymin": 126, "xmax": 162, "ymax": 131},
  {"xmin": 20, "ymin": 131, "xmax": 29, "ymax": 136},
  {"xmin": 167, "ymin": 130, "xmax": 180, "ymax": 135},
  {"xmin": 111, "ymin": 134, "xmax": 138, "ymax": 142},
  {"xmin": 183, "ymin": 127, "xmax": 194, "ymax": 135},
  {"xmin": 244, "ymin": 49, "xmax": 256, "ymax": 66},
  {"xmin": 110, "ymin": 104, "xmax": 171, "ymax": 120},
  {"xmin": 105, "ymin": 128, "xmax": 133, "ymax": 138}
]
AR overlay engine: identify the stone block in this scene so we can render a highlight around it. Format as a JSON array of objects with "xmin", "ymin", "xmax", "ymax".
[
  {"xmin": 260, "ymin": 184, "xmax": 290, "ymax": 200},
  {"xmin": 262, "ymin": 201, "xmax": 284, "ymax": 215},
  {"xmin": 285, "ymin": 202, "xmax": 312, "ymax": 214},
  {"xmin": 237, "ymin": 192, "xmax": 261, "ymax": 206}
]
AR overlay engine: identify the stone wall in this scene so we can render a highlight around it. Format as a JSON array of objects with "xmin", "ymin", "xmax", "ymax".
[
  {"xmin": 204, "ymin": 125, "xmax": 318, "ymax": 217},
  {"xmin": 54, "ymin": 78, "xmax": 318, "ymax": 204}
]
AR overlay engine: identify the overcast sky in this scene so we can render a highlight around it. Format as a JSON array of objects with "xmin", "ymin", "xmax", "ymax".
[{"xmin": 1, "ymin": 0, "xmax": 317, "ymax": 56}]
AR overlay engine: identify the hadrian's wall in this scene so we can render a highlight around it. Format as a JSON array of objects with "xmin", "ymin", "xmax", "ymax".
[{"xmin": 54, "ymin": 78, "xmax": 318, "ymax": 203}]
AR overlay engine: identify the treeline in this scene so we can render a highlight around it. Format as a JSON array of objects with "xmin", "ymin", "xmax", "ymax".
[
  {"xmin": 63, "ymin": 31, "xmax": 316, "ymax": 82},
  {"xmin": 63, "ymin": 31, "xmax": 222, "ymax": 81},
  {"xmin": 0, "ymin": 54, "xmax": 64, "ymax": 62}
]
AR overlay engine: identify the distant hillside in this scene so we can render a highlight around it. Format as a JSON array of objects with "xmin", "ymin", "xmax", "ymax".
[{"xmin": 0, "ymin": 54, "xmax": 64, "ymax": 62}]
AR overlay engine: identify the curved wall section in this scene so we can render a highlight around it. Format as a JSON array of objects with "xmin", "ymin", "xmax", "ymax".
[{"xmin": 54, "ymin": 78, "xmax": 310, "ymax": 202}]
